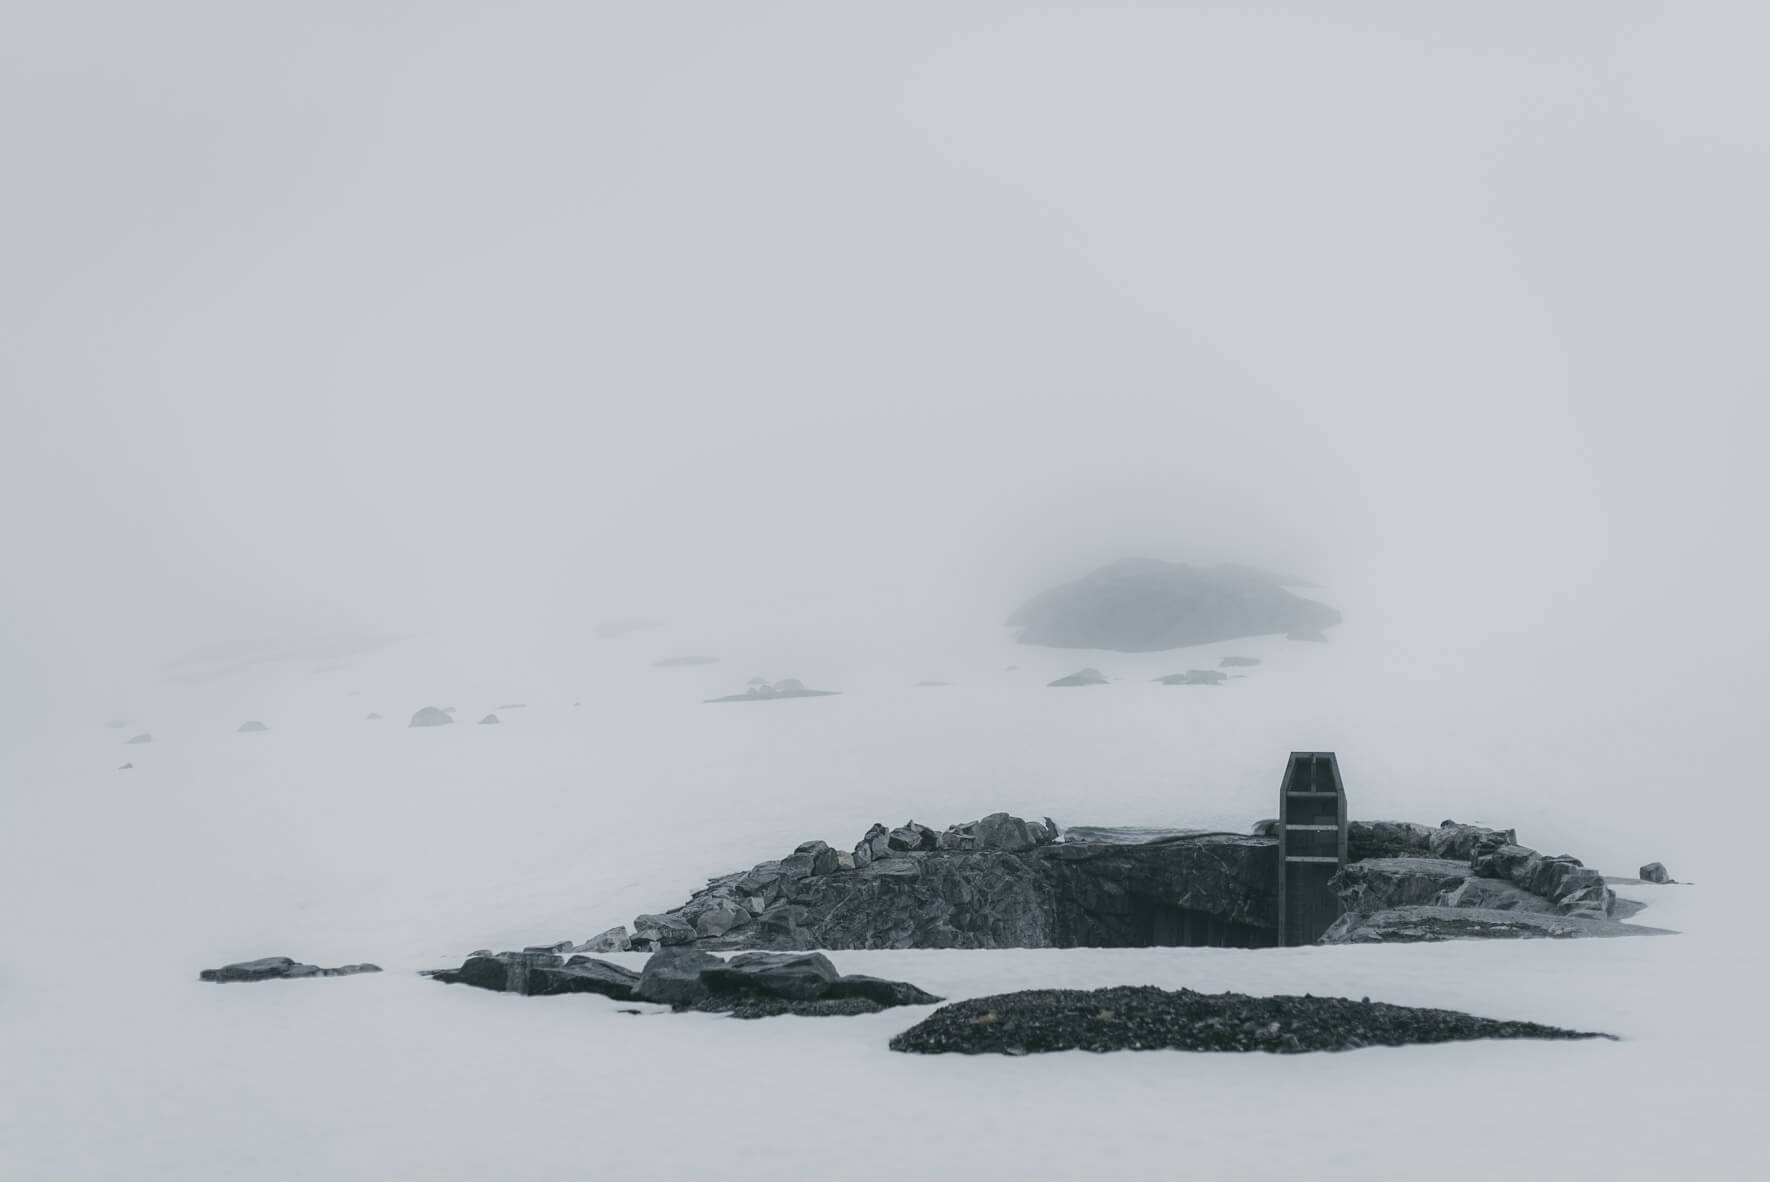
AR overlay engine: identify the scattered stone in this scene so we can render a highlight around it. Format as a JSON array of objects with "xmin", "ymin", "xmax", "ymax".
[
  {"xmin": 1154, "ymin": 670, "xmax": 1227, "ymax": 686},
  {"xmin": 236, "ymin": 720, "xmax": 268, "ymax": 732},
  {"xmin": 408, "ymin": 707, "xmax": 453, "ymax": 727},
  {"xmin": 1048, "ymin": 668, "xmax": 1107, "ymax": 687},
  {"xmin": 888, "ymin": 986, "xmax": 1610, "ymax": 1055},
  {"xmin": 200, "ymin": 956, "xmax": 382, "ymax": 983},
  {"xmin": 1009, "ymin": 558, "xmax": 1339, "ymax": 652},
  {"xmin": 1640, "ymin": 862, "xmax": 1674, "ymax": 884},
  {"xmin": 1219, "ymin": 656, "xmax": 1261, "ymax": 667},
  {"xmin": 117, "ymin": 762, "xmax": 132, "ymax": 770},
  {"xmin": 576, "ymin": 926, "xmax": 629, "ymax": 953},
  {"xmin": 631, "ymin": 913, "xmax": 698, "ymax": 949},
  {"xmin": 479, "ymin": 713, "xmax": 500, "ymax": 725},
  {"xmin": 125, "ymin": 733, "xmax": 153, "ymax": 744},
  {"xmin": 652, "ymin": 656, "xmax": 719, "ymax": 667},
  {"xmin": 634, "ymin": 947, "xmax": 728, "ymax": 1005}
]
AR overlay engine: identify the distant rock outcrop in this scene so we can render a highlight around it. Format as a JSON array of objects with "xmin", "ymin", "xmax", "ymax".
[
  {"xmin": 200, "ymin": 956, "xmax": 381, "ymax": 983},
  {"xmin": 236, "ymin": 720, "xmax": 268, "ymax": 733},
  {"xmin": 652, "ymin": 656, "xmax": 719, "ymax": 668},
  {"xmin": 125, "ymin": 733, "xmax": 152, "ymax": 745},
  {"xmin": 705, "ymin": 678, "xmax": 839, "ymax": 703},
  {"xmin": 408, "ymin": 707, "xmax": 453, "ymax": 727},
  {"xmin": 478, "ymin": 713, "xmax": 500, "ymax": 725},
  {"xmin": 1155, "ymin": 670, "xmax": 1226, "ymax": 686},
  {"xmin": 1640, "ymin": 862, "xmax": 1674, "ymax": 884},
  {"xmin": 117, "ymin": 762, "xmax": 132, "ymax": 770},
  {"xmin": 1048, "ymin": 668, "xmax": 1107, "ymax": 687},
  {"xmin": 1010, "ymin": 558, "xmax": 1339, "ymax": 652}
]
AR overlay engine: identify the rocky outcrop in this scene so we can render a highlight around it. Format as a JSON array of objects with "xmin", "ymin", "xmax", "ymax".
[
  {"xmin": 889, "ymin": 986, "xmax": 1610, "ymax": 1055},
  {"xmin": 576, "ymin": 926, "xmax": 628, "ymax": 953},
  {"xmin": 427, "ymin": 946, "xmax": 939, "ymax": 1017},
  {"xmin": 1640, "ymin": 862, "xmax": 1674, "ymax": 884},
  {"xmin": 478, "ymin": 713, "xmax": 500, "ymax": 725},
  {"xmin": 705, "ymin": 678, "xmax": 839, "ymax": 703},
  {"xmin": 1347, "ymin": 820, "xmax": 1434, "ymax": 861},
  {"xmin": 1155, "ymin": 670, "xmax": 1227, "ymax": 685},
  {"xmin": 125, "ymin": 733, "xmax": 152, "ymax": 744},
  {"xmin": 408, "ymin": 707, "xmax": 453, "ymax": 727},
  {"xmin": 1009, "ymin": 558, "xmax": 1340, "ymax": 652},
  {"xmin": 1048, "ymin": 668, "xmax": 1107, "ymax": 687},
  {"xmin": 621, "ymin": 815, "xmax": 1280, "ymax": 952},
  {"xmin": 200, "ymin": 956, "xmax": 382, "ymax": 983},
  {"xmin": 236, "ymin": 720, "xmax": 268, "ymax": 733}
]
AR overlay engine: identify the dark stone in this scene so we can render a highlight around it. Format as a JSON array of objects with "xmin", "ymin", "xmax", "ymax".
[
  {"xmin": 1322, "ymin": 906, "xmax": 1668, "ymax": 943},
  {"xmin": 975, "ymin": 812, "xmax": 1036, "ymax": 852},
  {"xmin": 1250, "ymin": 819, "xmax": 1280, "ymax": 837},
  {"xmin": 702, "ymin": 952, "xmax": 841, "ymax": 1001},
  {"xmin": 888, "ymin": 986, "xmax": 1609, "ymax": 1055},
  {"xmin": 575, "ymin": 926, "xmax": 628, "ymax": 953},
  {"xmin": 1047, "ymin": 668, "xmax": 1107, "ymax": 687},
  {"xmin": 530, "ymin": 959, "xmax": 641, "ymax": 1000},
  {"xmin": 1427, "ymin": 822, "xmax": 1516, "ymax": 862},
  {"xmin": 779, "ymin": 853, "xmax": 816, "ymax": 879},
  {"xmin": 1009, "ymin": 558, "xmax": 1339, "ymax": 652},
  {"xmin": 236, "ymin": 720, "xmax": 268, "ymax": 732},
  {"xmin": 632, "ymin": 913, "xmax": 698, "ymax": 948},
  {"xmin": 201, "ymin": 956, "xmax": 382, "ymax": 983},
  {"xmin": 825, "ymin": 974, "xmax": 944, "ymax": 1007},
  {"xmin": 633, "ymin": 948, "xmax": 727, "ymax": 1005},
  {"xmin": 1640, "ymin": 862, "xmax": 1673, "ymax": 884},
  {"xmin": 811, "ymin": 847, "xmax": 842, "ymax": 876},
  {"xmin": 523, "ymin": 940, "xmax": 574, "ymax": 954},
  {"xmin": 408, "ymin": 707, "xmax": 453, "ymax": 727}
]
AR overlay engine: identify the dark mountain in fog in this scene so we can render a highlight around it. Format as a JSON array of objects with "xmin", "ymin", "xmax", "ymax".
[{"xmin": 1009, "ymin": 558, "xmax": 1339, "ymax": 652}]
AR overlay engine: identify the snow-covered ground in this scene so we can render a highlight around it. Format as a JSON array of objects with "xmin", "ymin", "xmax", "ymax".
[{"xmin": 2, "ymin": 622, "xmax": 1760, "ymax": 1180}]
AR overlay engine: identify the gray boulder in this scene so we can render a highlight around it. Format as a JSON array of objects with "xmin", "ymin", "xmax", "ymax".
[
  {"xmin": 365, "ymin": 712, "xmax": 382, "ymax": 720},
  {"xmin": 1428, "ymin": 822, "xmax": 1516, "ymax": 862},
  {"xmin": 1640, "ymin": 862, "xmax": 1673, "ymax": 884},
  {"xmin": 635, "ymin": 948, "xmax": 727, "ymax": 1005},
  {"xmin": 1250, "ymin": 819, "xmax": 1280, "ymax": 837},
  {"xmin": 1348, "ymin": 820, "xmax": 1434, "ymax": 861},
  {"xmin": 1048, "ymin": 668, "xmax": 1107, "ymax": 687},
  {"xmin": 632, "ymin": 913, "xmax": 698, "ymax": 948},
  {"xmin": 975, "ymin": 812, "xmax": 1036, "ymax": 852},
  {"xmin": 117, "ymin": 762, "xmax": 132, "ymax": 770},
  {"xmin": 236, "ymin": 721, "xmax": 268, "ymax": 733},
  {"xmin": 125, "ymin": 733, "xmax": 153, "ymax": 744},
  {"xmin": 408, "ymin": 707, "xmax": 453, "ymax": 727},
  {"xmin": 478, "ymin": 713, "xmax": 500, "ymax": 725},
  {"xmin": 703, "ymin": 952, "xmax": 840, "ymax": 1001},
  {"xmin": 575, "ymin": 926, "xmax": 629, "ymax": 953},
  {"xmin": 1009, "ymin": 558, "xmax": 1339, "ymax": 652},
  {"xmin": 531, "ymin": 958, "xmax": 640, "ymax": 1000}
]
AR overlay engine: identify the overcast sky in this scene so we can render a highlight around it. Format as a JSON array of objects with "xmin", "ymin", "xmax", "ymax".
[{"xmin": 3, "ymin": 2, "xmax": 1765, "ymax": 720}]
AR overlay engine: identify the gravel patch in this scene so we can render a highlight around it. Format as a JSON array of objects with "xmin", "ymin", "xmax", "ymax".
[{"xmin": 888, "ymin": 986, "xmax": 1613, "ymax": 1055}]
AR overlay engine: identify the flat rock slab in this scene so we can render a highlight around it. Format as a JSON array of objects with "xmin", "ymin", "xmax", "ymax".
[
  {"xmin": 1323, "ymin": 905, "xmax": 1674, "ymax": 943},
  {"xmin": 888, "ymin": 986, "xmax": 1613, "ymax": 1055},
  {"xmin": 201, "ymin": 956, "xmax": 382, "ymax": 983}
]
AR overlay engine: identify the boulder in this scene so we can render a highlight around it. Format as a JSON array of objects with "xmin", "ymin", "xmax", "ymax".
[
  {"xmin": 779, "ymin": 852, "xmax": 817, "ymax": 879},
  {"xmin": 575, "ymin": 927, "xmax": 629, "ymax": 953},
  {"xmin": 1047, "ymin": 668, "xmax": 1107, "ymax": 687},
  {"xmin": 825, "ymin": 975, "xmax": 943, "ymax": 1006},
  {"xmin": 125, "ymin": 733, "xmax": 153, "ymax": 744},
  {"xmin": 1427, "ymin": 822, "xmax": 1516, "ymax": 862},
  {"xmin": 201, "ymin": 956, "xmax": 381, "ymax": 983},
  {"xmin": 631, "ymin": 913, "xmax": 698, "ymax": 948},
  {"xmin": 1347, "ymin": 820, "xmax": 1433, "ymax": 860},
  {"xmin": 1250, "ymin": 819, "xmax": 1280, "ymax": 837},
  {"xmin": 811, "ymin": 847, "xmax": 842, "ymax": 876},
  {"xmin": 1640, "ymin": 862, "xmax": 1674, "ymax": 884},
  {"xmin": 531, "ymin": 958, "xmax": 641, "ymax": 999},
  {"xmin": 1009, "ymin": 558, "xmax": 1339, "ymax": 652},
  {"xmin": 1321, "ymin": 906, "xmax": 1663, "ymax": 944},
  {"xmin": 236, "ymin": 720, "xmax": 268, "ymax": 733},
  {"xmin": 478, "ymin": 713, "xmax": 500, "ymax": 725},
  {"xmin": 117, "ymin": 762, "xmax": 132, "ymax": 770},
  {"xmin": 975, "ymin": 812, "xmax": 1036, "ymax": 852},
  {"xmin": 694, "ymin": 901, "xmax": 751, "ymax": 938},
  {"xmin": 634, "ymin": 948, "xmax": 727, "ymax": 1005},
  {"xmin": 523, "ymin": 940, "xmax": 575, "ymax": 954},
  {"xmin": 408, "ymin": 707, "xmax": 453, "ymax": 727},
  {"xmin": 365, "ymin": 712, "xmax": 382, "ymax": 720},
  {"xmin": 702, "ymin": 952, "xmax": 840, "ymax": 1001}
]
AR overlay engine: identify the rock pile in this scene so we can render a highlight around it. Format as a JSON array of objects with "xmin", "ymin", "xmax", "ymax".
[
  {"xmin": 200, "ymin": 956, "xmax": 381, "ymax": 983},
  {"xmin": 426, "ymin": 947, "xmax": 940, "ymax": 1018},
  {"xmin": 888, "ymin": 986, "xmax": 1611, "ymax": 1055}
]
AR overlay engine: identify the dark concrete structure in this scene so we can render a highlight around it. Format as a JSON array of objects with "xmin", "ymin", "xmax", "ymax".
[{"xmin": 1276, "ymin": 751, "xmax": 1348, "ymax": 946}]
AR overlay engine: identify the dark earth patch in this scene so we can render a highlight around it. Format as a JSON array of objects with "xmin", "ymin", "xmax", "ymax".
[{"xmin": 888, "ymin": 986, "xmax": 1612, "ymax": 1055}]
